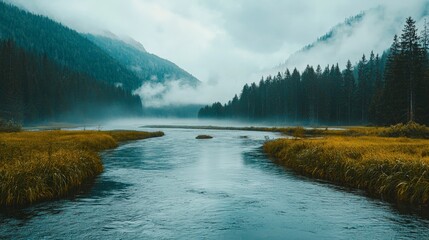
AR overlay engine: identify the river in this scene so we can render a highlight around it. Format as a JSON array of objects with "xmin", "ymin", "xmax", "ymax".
[{"xmin": 1, "ymin": 121, "xmax": 428, "ymax": 239}]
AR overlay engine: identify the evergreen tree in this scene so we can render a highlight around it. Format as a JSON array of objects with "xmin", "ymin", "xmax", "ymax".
[
  {"xmin": 357, "ymin": 54, "xmax": 369, "ymax": 123},
  {"xmin": 283, "ymin": 69, "xmax": 291, "ymax": 120},
  {"xmin": 369, "ymin": 54, "xmax": 384, "ymax": 124},
  {"xmin": 315, "ymin": 65, "xmax": 323, "ymax": 124},
  {"xmin": 343, "ymin": 60, "xmax": 355, "ymax": 124},
  {"xmin": 330, "ymin": 64, "xmax": 342, "ymax": 123},
  {"xmin": 290, "ymin": 69, "xmax": 301, "ymax": 122},
  {"xmin": 421, "ymin": 18, "xmax": 429, "ymax": 52},
  {"xmin": 319, "ymin": 66, "xmax": 331, "ymax": 123},
  {"xmin": 400, "ymin": 17, "xmax": 424, "ymax": 122},
  {"xmin": 382, "ymin": 35, "xmax": 404, "ymax": 124}
]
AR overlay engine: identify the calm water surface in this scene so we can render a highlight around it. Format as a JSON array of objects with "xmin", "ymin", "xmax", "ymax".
[{"xmin": 1, "ymin": 124, "xmax": 429, "ymax": 239}]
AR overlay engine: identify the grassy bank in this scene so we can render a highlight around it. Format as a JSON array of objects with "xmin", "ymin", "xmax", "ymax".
[
  {"xmin": 264, "ymin": 136, "xmax": 429, "ymax": 206},
  {"xmin": 0, "ymin": 130, "xmax": 164, "ymax": 207}
]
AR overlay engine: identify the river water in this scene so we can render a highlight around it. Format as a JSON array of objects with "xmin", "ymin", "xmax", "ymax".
[{"xmin": 1, "ymin": 122, "xmax": 429, "ymax": 239}]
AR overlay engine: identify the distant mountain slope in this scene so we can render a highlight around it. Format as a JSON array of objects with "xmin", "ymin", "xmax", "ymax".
[
  {"xmin": 0, "ymin": 1, "xmax": 140, "ymax": 90},
  {"xmin": 298, "ymin": 13, "xmax": 365, "ymax": 55},
  {"xmin": 86, "ymin": 34, "xmax": 200, "ymax": 87},
  {"xmin": 275, "ymin": 5, "xmax": 429, "ymax": 71}
]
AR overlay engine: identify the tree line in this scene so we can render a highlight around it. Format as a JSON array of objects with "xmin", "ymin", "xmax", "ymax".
[
  {"xmin": 0, "ymin": 40, "xmax": 143, "ymax": 123},
  {"xmin": 199, "ymin": 17, "xmax": 429, "ymax": 126}
]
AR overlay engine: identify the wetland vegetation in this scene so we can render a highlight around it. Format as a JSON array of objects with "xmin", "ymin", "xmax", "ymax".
[
  {"xmin": 264, "ymin": 122, "xmax": 429, "ymax": 206},
  {"xmin": 0, "ymin": 130, "xmax": 163, "ymax": 207}
]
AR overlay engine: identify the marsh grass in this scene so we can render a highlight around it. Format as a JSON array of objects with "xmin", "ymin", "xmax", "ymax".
[
  {"xmin": 0, "ymin": 119, "xmax": 21, "ymax": 133},
  {"xmin": 0, "ymin": 130, "xmax": 163, "ymax": 207},
  {"xmin": 379, "ymin": 122, "xmax": 429, "ymax": 139},
  {"xmin": 264, "ymin": 136, "xmax": 429, "ymax": 206}
]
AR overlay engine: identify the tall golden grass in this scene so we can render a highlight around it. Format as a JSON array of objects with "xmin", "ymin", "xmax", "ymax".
[
  {"xmin": 0, "ymin": 130, "xmax": 163, "ymax": 207},
  {"xmin": 264, "ymin": 136, "xmax": 429, "ymax": 206}
]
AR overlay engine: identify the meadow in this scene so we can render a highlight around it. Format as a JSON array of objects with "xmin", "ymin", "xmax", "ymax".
[
  {"xmin": 264, "ymin": 123, "xmax": 429, "ymax": 206},
  {"xmin": 0, "ymin": 130, "xmax": 163, "ymax": 207}
]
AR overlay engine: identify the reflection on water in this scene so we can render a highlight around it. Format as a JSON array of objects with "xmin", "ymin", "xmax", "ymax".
[{"xmin": 1, "ymin": 126, "xmax": 429, "ymax": 239}]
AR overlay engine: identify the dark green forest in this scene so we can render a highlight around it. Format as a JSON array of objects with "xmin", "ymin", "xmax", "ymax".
[
  {"xmin": 0, "ymin": 2, "xmax": 142, "ymax": 90},
  {"xmin": 199, "ymin": 17, "xmax": 429, "ymax": 126},
  {"xmin": 0, "ymin": 40, "xmax": 142, "ymax": 123}
]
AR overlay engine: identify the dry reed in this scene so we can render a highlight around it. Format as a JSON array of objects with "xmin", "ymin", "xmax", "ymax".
[
  {"xmin": 264, "ymin": 136, "xmax": 429, "ymax": 206},
  {"xmin": 0, "ymin": 130, "xmax": 163, "ymax": 207}
]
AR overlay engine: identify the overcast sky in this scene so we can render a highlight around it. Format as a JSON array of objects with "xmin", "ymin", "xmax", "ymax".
[{"xmin": 6, "ymin": 0, "xmax": 429, "ymax": 106}]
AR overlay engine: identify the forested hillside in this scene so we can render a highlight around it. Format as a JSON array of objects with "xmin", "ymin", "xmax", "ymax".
[
  {"xmin": 86, "ymin": 35, "xmax": 199, "ymax": 87},
  {"xmin": 0, "ymin": 2, "xmax": 140, "ymax": 90},
  {"xmin": 291, "ymin": 13, "xmax": 365, "ymax": 61},
  {"xmin": 199, "ymin": 17, "xmax": 429, "ymax": 126},
  {"xmin": 0, "ymin": 40, "xmax": 142, "ymax": 123}
]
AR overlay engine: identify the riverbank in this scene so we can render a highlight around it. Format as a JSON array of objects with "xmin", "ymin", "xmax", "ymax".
[
  {"xmin": 142, "ymin": 124, "xmax": 419, "ymax": 138},
  {"xmin": 264, "ymin": 135, "xmax": 429, "ymax": 206},
  {"xmin": 0, "ymin": 130, "xmax": 164, "ymax": 207}
]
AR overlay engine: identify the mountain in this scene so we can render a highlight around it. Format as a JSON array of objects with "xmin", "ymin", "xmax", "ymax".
[
  {"xmin": 276, "ymin": 10, "xmax": 375, "ymax": 71},
  {"xmin": 275, "ymin": 5, "xmax": 429, "ymax": 72},
  {"xmin": 122, "ymin": 35, "xmax": 147, "ymax": 53},
  {"xmin": 0, "ymin": 1, "xmax": 202, "ymax": 120},
  {"xmin": 0, "ymin": 1, "xmax": 142, "ymax": 90},
  {"xmin": 0, "ymin": 1, "xmax": 199, "ymax": 89},
  {"xmin": 296, "ymin": 13, "xmax": 365, "ymax": 56},
  {"xmin": 85, "ymin": 34, "xmax": 199, "ymax": 87}
]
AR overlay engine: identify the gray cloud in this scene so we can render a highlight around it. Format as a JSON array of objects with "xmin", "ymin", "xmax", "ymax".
[{"xmin": 5, "ymin": 0, "xmax": 429, "ymax": 106}]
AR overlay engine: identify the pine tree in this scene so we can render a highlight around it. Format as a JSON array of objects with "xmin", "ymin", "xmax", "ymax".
[
  {"xmin": 320, "ymin": 65, "xmax": 331, "ymax": 123},
  {"xmin": 283, "ymin": 69, "xmax": 291, "ymax": 120},
  {"xmin": 369, "ymin": 54, "xmax": 384, "ymax": 124},
  {"xmin": 357, "ymin": 54, "xmax": 369, "ymax": 123},
  {"xmin": 315, "ymin": 65, "xmax": 323, "ymax": 124},
  {"xmin": 400, "ymin": 17, "xmax": 423, "ymax": 122},
  {"xmin": 382, "ymin": 35, "xmax": 403, "ymax": 124},
  {"xmin": 421, "ymin": 18, "xmax": 429, "ymax": 52},
  {"xmin": 343, "ymin": 60, "xmax": 355, "ymax": 124},
  {"xmin": 290, "ymin": 69, "xmax": 300, "ymax": 122}
]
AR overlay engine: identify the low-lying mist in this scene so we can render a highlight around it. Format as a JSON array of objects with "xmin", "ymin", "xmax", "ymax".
[
  {"xmin": 133, "ymin": 79, "xmax": 244, "ymax": 109},
  {"xmin": 102, "ymin": 117, "xmax": 299, "ymax": 130}
]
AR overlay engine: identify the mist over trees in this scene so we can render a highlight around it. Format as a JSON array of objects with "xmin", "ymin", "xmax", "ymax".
[
  {"xmin": 0, "ymin": 40, "xmax": 142, "ymax": 123},
  {"xmin": 199, "ymin": 17, "xmax": 429, "ymax": 126}
]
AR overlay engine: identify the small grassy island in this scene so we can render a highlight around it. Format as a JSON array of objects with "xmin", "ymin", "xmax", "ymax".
[
  {"xmin": 264, "ymin": 122, "xmax": 429, "ymax": 207},
  {"xmin": 196, "ymin": 135, "xmax": 213, "ymax": 139},
  {"xmin": 0, "ymin": 130, "xmax": 164, "ymax": 207}
]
